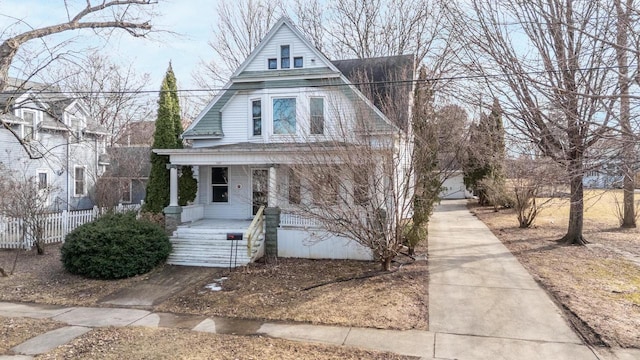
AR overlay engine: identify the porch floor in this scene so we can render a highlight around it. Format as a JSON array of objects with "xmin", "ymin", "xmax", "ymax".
[{"xmin": 179, "ymin": 218, "xmax": 253, "ymax": 230}]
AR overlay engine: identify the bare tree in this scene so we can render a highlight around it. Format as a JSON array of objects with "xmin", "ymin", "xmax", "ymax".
[
  {"xmin": 0, "ymin": 162, "xmax": 56, "ymax": 256},
  {"xmin": 0, "ymin": 0, "xmax": 156, "ymax": 158},
  {"xmin": 192, "ymin": 0, "xmax": 281, "ymax": 91},
  {"xmin": 51, "ymin": 52, "xmax": 153, "ymax": 146},
  {"xmin": 614, "ymin": 0, "xmax": 637, "ymax": 228},
  {"xmin": 451, "ymin": 0, "xmax": 620, "ymax": 244}
]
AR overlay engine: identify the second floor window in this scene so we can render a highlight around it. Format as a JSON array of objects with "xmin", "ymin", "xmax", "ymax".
[
  {"xmin": 310, "ymin": 98, "xmax": 324, "ymax": 135},
  {"xmin": 273, "ymin": 98, "xmax": 296, "ymax": 134},
  {"xmin": 281, "ymin": 45, "xmax": 290, "ymax": 69},
  {"xmin": 23, "ymin": 110, "xmax": 35, "ymax": 140},
  {"xmin": 252, "ymin": 100, "xmax": 262, "ymax": 136}
]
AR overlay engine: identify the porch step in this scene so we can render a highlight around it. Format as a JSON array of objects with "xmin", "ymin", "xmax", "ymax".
[
  {"xmin": 167, "ymin": 235, "xmax": 263, "ymax": 268},
  {"xmin": 173, "ymin": 228, "xmax": 248, "ymax": 239}
]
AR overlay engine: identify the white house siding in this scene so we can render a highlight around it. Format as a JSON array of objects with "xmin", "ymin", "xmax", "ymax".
[
  {"xmin": 192, "ymin": 88, "xmax": 356, "ymax": 149},
  {"xmin": 440, "ymin": 172, "xmax": 471, "ymax": 200},
  {"xmin": 278, "ymin": 228, "xmax": 373, "ymax": 260},
  {"xmin": 201, "ymin": 165, "xmax": 253, "ymax": 220},
  {"xmin": 244, "ymin": 25, "xmax": 324, "ymax": 72}
]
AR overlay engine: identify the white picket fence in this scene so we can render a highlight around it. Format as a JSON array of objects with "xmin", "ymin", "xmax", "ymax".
[{"xmin": 0, "ymin": 203, "xmax": 142, "ymax": 249}]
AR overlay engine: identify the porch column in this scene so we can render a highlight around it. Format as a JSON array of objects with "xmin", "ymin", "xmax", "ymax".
[
  {"xmin": 164, "ymin": 164, "xmax": 182, "ymax": 235},
  {"xmin": 169, "ymin": 165, "xmax": 179, "ymax": 207},
  {"xmin": 268, "ymin": 165, "xmax": 278, "ymax": 207},
  {"xmin": 265, "ymin": 164, "xmax": 280, "ymax": 261}
]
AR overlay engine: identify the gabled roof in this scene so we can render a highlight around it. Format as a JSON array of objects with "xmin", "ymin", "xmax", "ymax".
[
  {"xmin": 333, "ymin": 55, "xmax": 415, "ymax": 131},
  {"xmin": 183, "ymin": 17, "xmax": 401, "ymax": 139}
]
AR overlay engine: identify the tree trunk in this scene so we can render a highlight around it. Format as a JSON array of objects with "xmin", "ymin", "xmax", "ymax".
[
  {"xmin": 560, "ymin": 161, "xmax": 588, "ymax": 245},
  {"xmin": 616, "ymin": 0, "xmax": 636, "ymax": 228},
  {"xmin": 382, "ymin": 256, "xmax": 392, "ymax": 271},
  {"xmin": 0, "ymin": 267, "xmax": 6, "ymax": 277}
]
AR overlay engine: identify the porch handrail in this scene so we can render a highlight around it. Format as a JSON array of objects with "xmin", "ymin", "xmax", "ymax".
[{"xmin": 246, "ymin": 205, "xmax": 265, "ymax": 258}]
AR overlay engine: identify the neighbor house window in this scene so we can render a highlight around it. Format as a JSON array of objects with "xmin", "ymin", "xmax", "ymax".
[
  {"xmin": 288, "ymin": 167, "xmax": 301, "ymax": 205},
  {"xmin": 22, "ymin": 110, "xmax": 35, "ymax": 140},
  {"xmin": 121, "ymin": 180, "xmax": 132, "ymax": 203},
  {"xmin": 268, "ymin": 58, "xmax": 277, "ymax": 69},
  {"xmin": 252, "ymin": 100, "xmax": 262, "ymax": 136},
  {"xmin": 37, "ymin": 171, "xmax": 48, "ymax": 190},
  {"xmin": 294, "ymin": 57, "xmax": 303, "ymax": 68},
  {"xmin": 310, "ymin": 97, "xmax": 324, "ymax": 135},
  {"xmin": 273, "ymin": 98, "xmax": 296, "ymax": 134},
  {"xmin": 211, "ymin": 167, "xmax": 229, "ymax": 203},
  {"xmin": 74, "ymin": 166, "xmax": 85, "ymax": 196},
  {"xmin": 281, "ymin": 45, "xmax": 290, "ymax": 69}
]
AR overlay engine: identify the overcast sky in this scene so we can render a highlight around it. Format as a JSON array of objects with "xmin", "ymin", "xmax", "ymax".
[{"xmin": 0, "ymin": 0, "xmax": 219, "ymax": 91}]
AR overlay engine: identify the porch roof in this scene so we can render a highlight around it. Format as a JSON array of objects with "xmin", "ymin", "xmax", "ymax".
[{"xmin": 154, "ymin": 141, "xmax": 374, "ymax": 166}]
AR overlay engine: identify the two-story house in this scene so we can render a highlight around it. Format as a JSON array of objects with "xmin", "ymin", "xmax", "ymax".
[
  {"xmin": 155, "ymin": 17, "xmax": 415, "ymax": 267},
  {"xmin": 0, "ymin": 79, "xmax": 107, "ymax": 211}
]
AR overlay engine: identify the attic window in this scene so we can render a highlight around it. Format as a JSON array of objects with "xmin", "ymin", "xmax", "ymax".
[
  {"xmin": 294, "ymin": 57, "xmax": 303, "ymax": 68},
  {"xmin": 268, "ymin": 58, "xmax": 277, "ymax": 69},
  {"xmin": 281, "ymin": 45, "xmax": 290, "ymax": 69}
]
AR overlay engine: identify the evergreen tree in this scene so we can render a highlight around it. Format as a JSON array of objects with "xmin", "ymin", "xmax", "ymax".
[
  {"xmin": 144, "ymin": 72, "xmax": 176, "ymax": 213},
  {"xmin": 164, "ymin": 63, "xmax": 198, "ymax": 205},
  {"xmin": 144, "ymin": 63, "xmax": 199, "ymax": 211},
  {"xmin": 463, "ymin": 98, "xmax": 506, "ymax": 206}
]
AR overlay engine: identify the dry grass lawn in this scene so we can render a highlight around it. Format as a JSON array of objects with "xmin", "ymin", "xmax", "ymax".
[
  {"xmin": 0, "ymin": 317, "xmax": 64, "ymax": 354},
  {"xmin": 1, "ymin": 242, "xmax": 428, "ymax": 331},
  {"xmin": 37, "ymin": 326, "xmax": 416, "ymax": 360},
  {"xmin": 471, "ymin": 189, "xmax": 640, "ymax": 348}
]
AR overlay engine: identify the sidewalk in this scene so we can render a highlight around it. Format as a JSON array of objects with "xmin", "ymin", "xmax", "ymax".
[{"xmin": 1, "ymin": 200, "xmax": 639, "ymax": 359}]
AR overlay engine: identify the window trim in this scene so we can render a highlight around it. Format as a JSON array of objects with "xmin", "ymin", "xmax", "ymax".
[
  {"xmin": 73, "ymin": 166, "xmax": 86, "ymax": 197},
  {"xmin": 272, "ymin": 97, "xmax": 297, "ymax": 135},
  {"xmin": 251, "ymin": 99, "xmax": 262, "ymax": 137},
  {"xmin": 309, "ymin": 97, "xmax": 325, "ymax": 135},
  {"xmin": 280, "ymin": 45, "xmax": 290, "ymax": 69},
  {"xmin": 36, "ymin": 170, "xmax": 48, "ymax": 191},
  {"xmin": 211, "ymin": 167, "xmax": 229, "ymax": 203}
]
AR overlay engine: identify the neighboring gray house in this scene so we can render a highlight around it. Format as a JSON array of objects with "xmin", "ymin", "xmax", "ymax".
[
  {"xmin": 0, "ymin": 79, "xmax": 108, "ymax": 211},
  {"xmin": 99, "ymin": 121, "xmax": 156, "ymax": 205}
]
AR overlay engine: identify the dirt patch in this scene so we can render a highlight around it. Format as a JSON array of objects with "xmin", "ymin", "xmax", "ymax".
[
  {"xmin": 37, "ymin": 326, "xmax": 417, "ymax": 360},
  {"xmin": 1, "ymin": 243, "xmax": 428, "ymax": 330},
  {"xmin": 471, "ymin": 202, "xmax": 640, "ymax": 348},
  {"xmin": 157, "ymin": 257, "xmax": 428, "ymax": 330},
  {"xmin": 0, "ymin": 317, "xmax": 64, "ymax": 354}
]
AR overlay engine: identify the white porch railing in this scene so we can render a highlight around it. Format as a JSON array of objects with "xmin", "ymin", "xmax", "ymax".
[
  {"xmin": 0, "ymin": 203, "xmax": 142, "ymax": 249},
  {"xmin": 246, "ymin": 205, "xmax": 265, "ymax": 258},
  {"xmin": 279, "ymin": 211, "xmax": 322, "ymax": 228},
  {"xmin": 181, "ymin": 204, "xmax": 205, "ymax": 223}
]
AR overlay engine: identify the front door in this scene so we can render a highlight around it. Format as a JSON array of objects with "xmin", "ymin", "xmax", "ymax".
[{"xmin": 252, "ymin": 169, "xmax": 269, "ymax": 215}]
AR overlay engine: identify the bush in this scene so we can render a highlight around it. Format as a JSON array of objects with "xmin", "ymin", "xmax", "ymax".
[{"xmin": 61, "ymin": 212, "xmax": 172, "ymax": 279}]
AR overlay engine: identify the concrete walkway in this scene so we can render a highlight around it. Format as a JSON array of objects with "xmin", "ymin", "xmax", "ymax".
[
  {"xmin": 429, "ymin": 200, "xmax": 599, "ymax": 360},
  {"xmin": 2, "ymin": 200, "xmax": 640, "ymax": 359}
]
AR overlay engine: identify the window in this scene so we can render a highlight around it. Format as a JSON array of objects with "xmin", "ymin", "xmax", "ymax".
[
  {"xmin": 288, "ymin": 167, "xmax": 301, "ymax": 205},
  {"xmin": 252, "ymin": 100, "xmax": 262, "ymax": 136},
  {"xmin": 268, "ymin": 58, "xmax": 277, "ymax": 69},
  {"xmin": 23, "ymin": 110, "xmax": 35, "ymax": 140},
  {"xmin": 294, "ymin": 57, "xmax": 303, "ymax": 68},
  {"xmin": 37, "ymin": 172, "xmax": 47, "ymax": 190},
  {"xmin": 273, "ymin": 98, "xmax": 296, "ymax": 134},
  {"xmin": 281, "ymin": 45, "xmax": 290, "ymax": 69},
  {"xmin": 312, "ymin": 167, "xmax": 338, "ymax": 205},
  {"xmin": 353, "ymin": 166, "xmax": 370, "ymax": 205},
  {"xmin": 211, "ymin": 167, "xmax": 228, "ymax": 203},
  {"xmin": 310, "ymin": 97, "xmax": 324, "ymax": 135},
  {"xmin": 74, "ymin": 166, "xmax": 85, "ymax": 196},
  {"xmin": 121, "ymin": 180, "xmax": 132, "ymax": 203}
]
